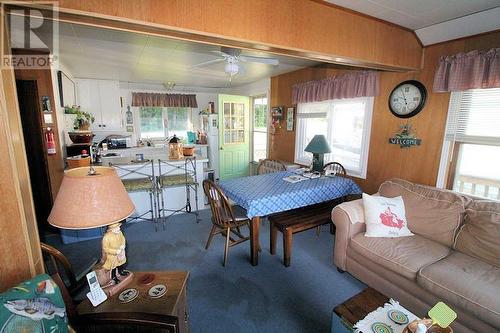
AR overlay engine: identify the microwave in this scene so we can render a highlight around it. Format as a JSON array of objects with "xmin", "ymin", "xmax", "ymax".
[{"xmin": 104, "ymin": 135, "xmax": 132, "ymax": 149}]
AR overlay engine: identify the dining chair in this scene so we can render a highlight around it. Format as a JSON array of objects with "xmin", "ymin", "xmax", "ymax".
[
  {"xmin": 41, "ymin": 242, "xmax": 98, "ymax": 298},
  {"xmin": 318, "ymin": 162, "xmax": 347, "ymax": 235},
  {"xmin": 203, "ymin": 179, "xmax": 252, "ymax": 266},
  {"xmin": 323, "ymin": 162, "xmax": 347, "ymax": 176},
  {"xmin": 257, "ymin": 158, "xmax": 287, "ymax": 175}
]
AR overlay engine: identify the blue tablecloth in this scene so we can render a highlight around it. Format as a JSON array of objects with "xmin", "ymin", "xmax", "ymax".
[{"xmin": 218, "ymin": 171, "xmax": 362, "ymax": 218}]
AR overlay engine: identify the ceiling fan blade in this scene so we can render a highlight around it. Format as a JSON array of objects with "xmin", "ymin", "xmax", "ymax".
[
  {"xmin": 239, "ymin": 55, "xmax": 279, "ymax": 66},
  {"xmin": 210, "ymin": 50, "xmax": 228, "ymax": 57},
  {"xmin": 190, "ymin": 58, "xmax": 225, "ymax": 69},
  {"xmin": 237, "ymin": 63, "xmax": 246, "ymax": 75}
]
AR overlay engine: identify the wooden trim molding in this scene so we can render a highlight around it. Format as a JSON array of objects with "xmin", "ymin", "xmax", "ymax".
[
  {"xmin": 7, "ymin": 0, "xmax": 422, "ymax": 71},
  {"xmin": 0, "ymin": 16, "xmax": 43, "ymax": 289}
]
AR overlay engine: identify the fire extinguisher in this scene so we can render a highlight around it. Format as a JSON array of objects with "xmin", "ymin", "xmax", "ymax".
[{"xmin": 45, "ymin": 127, "xmax": 56, "ymax": 155}]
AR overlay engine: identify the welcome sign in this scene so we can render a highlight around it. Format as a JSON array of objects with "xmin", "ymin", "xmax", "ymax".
[{"xmin": 389, "ymin": 124, "xmax": 422, "ymax": 148}]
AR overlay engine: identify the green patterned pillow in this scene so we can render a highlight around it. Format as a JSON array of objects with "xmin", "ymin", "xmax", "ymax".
[{"xmin": 0, "ymin": 274, "xmax": 68, "ymax": 333}]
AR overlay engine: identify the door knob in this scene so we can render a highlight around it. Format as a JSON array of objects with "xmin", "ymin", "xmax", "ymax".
[{"xmin": 220, "ymin": 147, "xmax": 223, "ymax": 150}]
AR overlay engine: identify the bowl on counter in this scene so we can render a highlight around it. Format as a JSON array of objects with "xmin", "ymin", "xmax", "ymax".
[
  {"xmin": 68, "ymin": 131, "xmax": 94, "ymax": 144},
  {"xmin": 182, "ymin": 146, "xmax": 195, "ymax": 156}
]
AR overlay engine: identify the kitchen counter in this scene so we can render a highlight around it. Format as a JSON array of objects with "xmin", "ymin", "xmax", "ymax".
[
  {"xmin": 101, "ymin": 154, "xmax": 208, "ymax": 166},
  {"xmin": 100, "ymin": 146, "xmax": 208, "ymax": 166}
]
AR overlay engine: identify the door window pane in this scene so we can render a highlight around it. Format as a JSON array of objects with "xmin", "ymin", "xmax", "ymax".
[{"xmin": 223, "ymin": 102, "xmax": 245, "ymax": 144}]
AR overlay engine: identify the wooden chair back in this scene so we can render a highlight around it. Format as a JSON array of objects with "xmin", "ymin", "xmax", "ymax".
[
  {"xmin": 41, "ymin": 242, "xmax": 78, "ymax": 290},
  {"xmin": 203, "ymin": 180, "xmax": 236, "ymax": 228},
  {"xmin": 257, "ymin": 159, "xmax": 287, "ymax": 175},
  {"xmin": 323, "ymin": 162, "xmax": 346, "ymax": 176}
]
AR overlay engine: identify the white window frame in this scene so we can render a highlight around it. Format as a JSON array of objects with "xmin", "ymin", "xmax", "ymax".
[
  {"xmin": 250, "ymin": 95, "xmax": 269, "ymax": 163},
  {"xmin": 436, "ymin": 88, "xmax": 500, "ymax": 190},
  {"xmin": 137, "ymin": 106, "xmax": 192, "ymax": 140},
  {"xmin": 294, "ymin": 97, "xmax": 373, "ymax": 178}
]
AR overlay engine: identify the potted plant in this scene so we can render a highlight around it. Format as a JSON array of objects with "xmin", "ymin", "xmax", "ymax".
[
  {"xmin": 65, "ymin": 105, "xmax": 95, "ymax": 131},
  {"xmin": 65, "ymin": 105, "xmax": 95, "ymax": 143}
]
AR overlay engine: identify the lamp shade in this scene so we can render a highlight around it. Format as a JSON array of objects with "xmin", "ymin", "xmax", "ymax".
[
  {"xmin": 48, "ymin": 167, "xmax": 135, "ymax": 229},
  {"xmin": 304, "ymin": 135, "xmax": 331, "ymax": 154}
]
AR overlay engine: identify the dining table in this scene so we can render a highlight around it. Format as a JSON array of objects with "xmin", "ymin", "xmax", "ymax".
[{"xmin": 218, "ymin": 171, "xmax": 362, "ymax": 266}]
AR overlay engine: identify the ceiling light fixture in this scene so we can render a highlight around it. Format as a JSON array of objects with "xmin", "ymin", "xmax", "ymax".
[
  {"xmin": 224, "ymin": 60, "xmax": 239, "ymax": 75},
  {"xmin": 163, "ymin": 81, "xmax": 176, "ymax": 91}
]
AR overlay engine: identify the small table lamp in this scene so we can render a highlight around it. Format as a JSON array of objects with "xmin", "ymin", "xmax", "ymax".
[
  {"xmin": 305, "ymin": 135, "xmax": 331, "ymax": 172},
  {"xmin": 48, "ymin": 166, "xmax": 135, "ymax": 296}
]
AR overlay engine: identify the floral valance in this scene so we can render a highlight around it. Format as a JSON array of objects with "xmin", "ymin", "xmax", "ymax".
[
  {"xmin": 292, "ymin": 71, "xmax": 380, "ymax": 104},
  {"xmin": 131, "ymin": 92, "xmax": 198, "ymax": 108},
  {"xmin": 433, "ymin": 48, "xmax": 500, "ymax": 92}
]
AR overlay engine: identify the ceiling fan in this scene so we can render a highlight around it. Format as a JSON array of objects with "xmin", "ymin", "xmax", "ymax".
[{"xmin": 191, "ymin": 47, "xmax": 279, "ymax": 79}]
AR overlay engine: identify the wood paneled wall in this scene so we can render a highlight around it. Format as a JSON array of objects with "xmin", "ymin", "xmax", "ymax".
[
  {"xmin": 269, "ymin": 31, "xmax": 500, "ymax": 193},
  {"xmin": 0, "ymin": 38, "xmax": 43, "ymax": 289},
  {"xmin": 55, "ymin": 0, "xmax": 422, "ymax": 70}
]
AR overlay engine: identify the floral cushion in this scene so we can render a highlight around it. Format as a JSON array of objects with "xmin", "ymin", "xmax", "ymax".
[{"xmin": 0, "ymin": 274, "xmax": 68, "ymax": 332}]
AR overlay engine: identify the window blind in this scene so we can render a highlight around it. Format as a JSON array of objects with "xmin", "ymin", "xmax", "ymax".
[{"xmin": 445, "ymin": 88, "xmax": 500, "ymax": 146}]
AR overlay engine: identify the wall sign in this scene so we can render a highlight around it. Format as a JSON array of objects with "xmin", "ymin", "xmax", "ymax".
[
  {"xmin": 286, "ymin": 107, "xmax": 294, "ymax": 131},
  {"xmin": 389, "ymin": 124, "xmax": 421, "ymax": 148}
]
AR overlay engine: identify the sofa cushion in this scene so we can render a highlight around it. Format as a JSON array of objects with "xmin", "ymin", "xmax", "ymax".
[
  {"xmin": 418, "ymin": 251, "xmax": 500, "ymax": 329},
  {"xmin": 455, "ymin": 200, "xmax": 500, "ymax": 268},
  {"xmin": 379, "ymin": 179, "xmax": 470, "ymax": 247},
  {"xmin": 350, "ymin": 233, "xmax": 451, "ymax": 280}
]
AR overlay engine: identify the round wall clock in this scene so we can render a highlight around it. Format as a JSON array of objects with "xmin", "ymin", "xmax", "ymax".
[{"xmin": 388, "ymin": 80, "xmax": 427, "ymax": 118}]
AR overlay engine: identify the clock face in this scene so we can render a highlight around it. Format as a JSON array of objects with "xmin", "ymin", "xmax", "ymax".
[{"xmin": 389, "ymin": 80, "xmax": 427, "ymax": 118}]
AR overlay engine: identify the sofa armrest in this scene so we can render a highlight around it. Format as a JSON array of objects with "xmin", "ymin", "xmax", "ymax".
[{"xmin": 331, "ymin": 199, "xmax": 366, "ymax": 270}]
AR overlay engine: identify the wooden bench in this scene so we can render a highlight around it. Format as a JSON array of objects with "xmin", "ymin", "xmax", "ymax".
[{"xmin": 269, "ymin": 201, "xmax": 336, "ymax": 267}]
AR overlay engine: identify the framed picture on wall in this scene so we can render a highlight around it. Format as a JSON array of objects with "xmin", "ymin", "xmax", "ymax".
[
  {"xmin": 57, "ymin": 70, "xmax": 76, "ymax": 107},
  {"xmin": 286, "ymin": 107, "xmax": 294, "ymax": 131}
]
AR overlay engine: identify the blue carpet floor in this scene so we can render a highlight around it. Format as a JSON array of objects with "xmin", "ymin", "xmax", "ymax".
[{"xmin": 45, "ymin": 209, "xmax": 365, "ymax": 333}]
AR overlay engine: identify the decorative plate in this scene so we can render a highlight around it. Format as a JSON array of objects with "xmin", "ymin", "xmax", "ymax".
[
  {"xmin": 387, "ymin": 309, "xmax": 409, "ymax": 325},
  {"xmin": 118, "ymin": 288, "xmax": 138, "ymax": 303},
  {"xmin": 371, "ymin": 322, "xmax": 394, "ymax": 333},
  {"xmin": 148, "ymin": 284, "xmax": 167, "ymax": 298}
]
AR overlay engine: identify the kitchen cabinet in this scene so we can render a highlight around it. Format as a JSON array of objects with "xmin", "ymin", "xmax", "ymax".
[{"xmin": 76, "ymin": 79, "xmax": 123, "ymax": 131}]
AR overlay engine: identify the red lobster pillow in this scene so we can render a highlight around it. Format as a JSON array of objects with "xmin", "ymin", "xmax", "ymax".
[{"xmin": 362, "ymin": 193, "xmax": 414, "ymax": 238}]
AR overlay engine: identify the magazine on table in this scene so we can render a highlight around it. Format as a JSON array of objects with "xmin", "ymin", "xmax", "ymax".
[
  {"xmin": 283, "ymin": 171, "xmax": 321, "ymax": 183},
  {"xmin": 282, "ymin": 174, "xmax": 308, "ymax": 183},
  {"xmin": 302, "ymin": 171, "xmax": 321, "ymax": 179}
]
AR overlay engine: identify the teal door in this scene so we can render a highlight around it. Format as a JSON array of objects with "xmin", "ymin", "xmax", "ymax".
[{"xmin": 218, "ymin": 94, "xmax": 250, "ymax": 179}]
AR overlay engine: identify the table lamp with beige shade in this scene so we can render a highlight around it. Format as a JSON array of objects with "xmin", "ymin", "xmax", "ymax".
[{"xmin": 48, "ymin": 166, "xmax": 135, "ymax": 296}]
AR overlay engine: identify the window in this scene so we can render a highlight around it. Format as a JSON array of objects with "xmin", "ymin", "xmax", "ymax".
[
  {"xmin": 294, "ymin": 97, "xmax": 374, "ymax": 178},
  {"xmin": 437, "ymin": 88, "xmax": 500, "ymax": 199},
  {"xmin": 252, "ymin": 96, "xmax": 268, "ymax": 162},
  {"xmin": 139, "ymin": 107, "xmax": 191, "ymax": 139},
  {"xmin": 223, "ymin": 102, "xmax": 245, "ymax": 144}
]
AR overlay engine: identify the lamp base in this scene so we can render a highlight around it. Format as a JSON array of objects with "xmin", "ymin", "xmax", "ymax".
[
  {"xmin": 103, "ymin": 271, "xmax": 134, "ymax": 297},
  {"xmin": 97, "ymin": 269, "xmax": 134, "ymax": 297},
  {"xmin": 311, "ymin": 153, "xmax": 324, "ymax": 172}
]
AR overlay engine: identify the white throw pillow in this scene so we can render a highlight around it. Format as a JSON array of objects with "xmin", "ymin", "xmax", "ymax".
[{"xmin": 362, "ymin": 193, "xmax": 414, "ymax": 238}]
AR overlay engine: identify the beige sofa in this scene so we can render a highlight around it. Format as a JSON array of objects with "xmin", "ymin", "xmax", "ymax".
[{"xmin": 332, "ymin": 178, "xmax": 500, "ymax": 333}]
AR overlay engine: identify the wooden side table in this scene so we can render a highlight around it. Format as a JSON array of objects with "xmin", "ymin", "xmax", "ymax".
[
  {"xmin": 331, "ymin": 288, "xmax": 388, "ymax": 332},
  {"xmin": 76, "ymin": 271, "xmax": 190, "ymax": 333}
]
